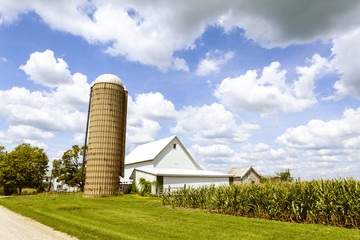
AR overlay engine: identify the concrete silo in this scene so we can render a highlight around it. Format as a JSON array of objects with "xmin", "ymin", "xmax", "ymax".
[{"xmin": 83, "ymin": 74, "xmax": 127, "ymax": 197}]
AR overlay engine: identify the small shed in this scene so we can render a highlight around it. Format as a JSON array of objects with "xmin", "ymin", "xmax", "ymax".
[{"xmin": 227, "ymin": 167, "xmax": 260, "ymax": 184}]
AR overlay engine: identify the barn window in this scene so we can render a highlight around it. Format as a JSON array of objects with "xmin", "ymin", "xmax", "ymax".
[{"xmin": 173, "ymin": 144, "xmax": 176, "ymax": 149}]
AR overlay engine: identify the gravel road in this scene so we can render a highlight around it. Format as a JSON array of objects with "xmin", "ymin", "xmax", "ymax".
[{"xmin": 0, "ymin": 205, "xmax": 78, "ymax": 240}]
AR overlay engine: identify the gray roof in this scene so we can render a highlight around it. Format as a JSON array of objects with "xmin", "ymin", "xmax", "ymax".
[{"xmin": 228, "ymin": 167, "xmax": 259, "ymax": 178}]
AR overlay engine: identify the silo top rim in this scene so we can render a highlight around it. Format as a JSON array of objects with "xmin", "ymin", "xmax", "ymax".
[{"xmin": 91, "ymin": 74, "xmax": 126, "ymax": 89}]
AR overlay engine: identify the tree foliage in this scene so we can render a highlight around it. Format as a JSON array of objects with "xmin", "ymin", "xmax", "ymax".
[
  {"xmin": 0, "ymin": 143, "xmax": 49, "ymax": 195},
  {"xmin": 52, "ymin": 145, "xmax": 86, "ymax": 188},
  {"xmin": 260, "ymin": 169, "xmax": 294, "ymax": 183},
  {"xmin": 274, "ymin": 169, "xmax": 293, "ymax": 182}
]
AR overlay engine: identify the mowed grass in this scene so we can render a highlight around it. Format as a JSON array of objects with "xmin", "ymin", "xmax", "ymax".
[{"xmin": 0, "ymin": 193, "xmax": 359, "ymax": 240}]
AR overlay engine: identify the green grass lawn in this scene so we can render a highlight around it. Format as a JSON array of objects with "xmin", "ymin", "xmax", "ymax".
[{"xmin": 0, "ymin": 193, "xmax": 359, "ymax": 240}]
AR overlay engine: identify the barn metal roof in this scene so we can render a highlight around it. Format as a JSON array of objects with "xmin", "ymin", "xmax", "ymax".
[{"xmin": 125, "ymin": 135, "xmax": 177, "ymax": 165}]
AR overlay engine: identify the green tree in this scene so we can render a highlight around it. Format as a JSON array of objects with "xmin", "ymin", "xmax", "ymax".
[
  {"xmin": 260, "ymin": 169, "xmax": 294, "ymax": 183},
  {"xmin": 0, "ymin": 145, "xmax": 11, "ymax": 195},
  {"xmin": 0, "ymin": 143, "xmax": 49, "ymax": 195},
  {"xmin": 274, "ymin": 169, "xmax": 294, "ymax": 182},
  {"xmin": 52, "ymin": 145, "xmax": 86, "ymax": 189}
]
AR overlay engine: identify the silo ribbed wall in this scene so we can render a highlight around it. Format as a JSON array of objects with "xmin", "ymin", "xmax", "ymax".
[{"xmin": 84, "ymin": 82, "xmax": 127, "ymax": 197}]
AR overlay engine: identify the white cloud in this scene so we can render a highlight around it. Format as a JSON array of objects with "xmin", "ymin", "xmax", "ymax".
[
  {"xmin": 274, "ymin": 108, "xmax": 360, "ymax": 178},
  {"xmin": 129, "ymin": 92, "xmax": 177, "ymax": 121},
  {"xmin": 1, "ymin": 57, "xmax": 6, "ymax": 62},
  {"xmin": 2, "ymin": 1, "xmax": 359, "ymax": 70},
  {"xmin": 125, "ymin": 92, "xmax": 178, "ymax": 152},
  {"xmin": 19, "ymin": 49, "xmax": 72, "ymax": 88},
  {"xmin": 276, "ymin": 108, "xmax": 360, "ymax": 150},
  {"xmin": 195, "ymin": 50, "xmax": 234, "ymax": 76},
  {"xmin": 0, "ymin": 87, "xmax": 87, "ymax": 133},
  {"xmin": 51, "ymin": 73, "xmax": 90, "ymax": 111},
  {"xmin": 240, "ymin": 143, "xmax": 286, "ymax": 161},
  {"xmin": 294, "ymin": 54, "xmax": 333, "ymax": 99},
  {"xmin": 327, "ymin": 28, "xmax": 360, "ymax": 99},
  {"xmin": 190, "ymin": 144, "xmax": 235, "ymax": 158},
  {"xmin": 189, "ymin": 142, "xmax": 290, "ymax": 176},
  {"xmin": 171, "ymin": 103, "xmax": 259, "ymax": 144},
  {"xmin": 214, "ymin": 56, "xmax": 332, "ymax": 115},
  {"xmin": 0, "ymin": 50, "xmax": 90, "ymax": 148},
  {"xmin": 126, "ymin": 117, "xmax": 161, "ymax": 153},
  {"xmin": 171, "ymin": 57, "xmax": 189, "ymax": 72},
  {"xmin": 23, "ymin": 139, "xmax": 49, "ymax": 151},
  {"xmin": 0, "ymin": 125, "xmax": 53, "ymax": 147}
]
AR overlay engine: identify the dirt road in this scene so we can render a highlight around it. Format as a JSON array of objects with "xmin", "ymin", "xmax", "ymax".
[{"xmin": 0, "ymin": 205, "xmax": 78, "ymax": 240}]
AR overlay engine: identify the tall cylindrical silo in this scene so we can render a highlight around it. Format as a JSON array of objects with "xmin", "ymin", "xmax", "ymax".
[{"xmin": 84, "ymin": 74, "xmax": 127, "ymax": 197}]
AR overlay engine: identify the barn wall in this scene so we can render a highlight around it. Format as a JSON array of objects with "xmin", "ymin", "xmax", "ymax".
[
  {"xmin": 122, "ymin": 161, "xmax": 153, "ymax": 183},
  {"xmin": 163, "ymin": 176, "xmax": 230, "ymax": 190},
  {"xmin": 242, "ymin": 170, "xmax": 260, "ymax": 184},
  {"xmin": 132, "ymin": 170, "xmax": 157, "ymax": 192},
  {"xmin": 154, "ymin": 138, "xmax": 201, "ymax": 170}
]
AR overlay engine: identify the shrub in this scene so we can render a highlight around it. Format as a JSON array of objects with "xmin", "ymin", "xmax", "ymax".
[
  {"xmin": 130, "ymin": 183, "xmax": 138, "ymax": 194},
  {"xmin": 139, "ymin": 178, "xmax": 152, "ymax": 196},
  {"xmin": 114, "ymin": 191, "xmax": 124, "ymax": 196}
]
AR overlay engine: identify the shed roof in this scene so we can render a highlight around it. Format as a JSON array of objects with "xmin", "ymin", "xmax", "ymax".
[
  {"xmin": 125, "ymin": 135, "xmax": 177, "ymax": 165},
  {"xmin": 228, "ymin": 167, "xmax": 259, "ymax": 178},
  {"xmin": 130, "ymin": 167, "xmax": 234, "ymax": 179}
]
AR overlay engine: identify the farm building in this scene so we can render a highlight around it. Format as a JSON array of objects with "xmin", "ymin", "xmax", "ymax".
[
  {"xmin": 227, "ymin": 167, "xmax": 260, "ymax": 184},
  {"xmin": 43, "ymin": 171, "xmax": 78, "ymax": 192},
  {"xmin": 122, "ymin": 136, "xmax": 233, "ymax": 194}
]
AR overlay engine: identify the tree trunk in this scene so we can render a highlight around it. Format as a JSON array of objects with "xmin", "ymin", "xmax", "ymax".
[
  {"xmin": 48, "ymin": 174, "xmax": 52, "ymax": 192},
  {"xmin": 18, "ymin": 187, "xmax": 22, "ymax": 195}
]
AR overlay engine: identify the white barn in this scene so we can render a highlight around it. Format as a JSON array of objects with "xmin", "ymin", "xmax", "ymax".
[{"xmin": 122, "ymin": 136, "xmax": 233, "ymax": 194}]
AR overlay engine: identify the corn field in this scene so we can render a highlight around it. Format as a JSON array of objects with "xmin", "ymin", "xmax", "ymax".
[{"xmin": 162, "ymin": 178, "xmax": 360, "ymax": 228}]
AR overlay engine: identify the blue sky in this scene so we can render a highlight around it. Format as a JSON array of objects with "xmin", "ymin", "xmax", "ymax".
[{"xmin": 0, "ymin": 1, "xmax": 360, "ymax": 179}]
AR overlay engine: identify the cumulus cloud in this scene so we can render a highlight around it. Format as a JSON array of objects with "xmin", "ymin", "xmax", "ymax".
[
  {"xmin": 276, "ymin": 108, "xmax": 360, "ymax": 150},
  {"xmin": 126, "ymin": 117, "xmax": 161, "ymax": 152},
  {"xmin": 19, "ymin": 49, "xmax": 72, "ymax": 88},
  {"xmin": 195, "ymin": 50, "xmax": 234, "ymax": 76},
  {"xmin": 189, "ymin": 144, "xmax": 241, "ymax": 171},
  {"xmin": 0, "ymin": 87, "xmax": 87, "ymax": 133},
  {"xmin": 189, "ymin": 142, "xmax": 290, "ymax": 176},
  {"xmin": 171, "ymin": 57, "xmax": 189, "ymax": 72},
  {"xmin": 274, "ymin": 108, "xmax": 360, "ymax": 178},
  {"xmin": 171, "ymin": 103, "xmax": 259, "ymax": 144},
  {"xmin": 2, "ymin": 1, "xmax": 360, "ymax": 70},
  {"xmin": 214, "ymin": 55, "xmax": 332, "ymax": 115},
  {"xmin": 240, "ymin": 143, "xmax": 286, "ymax": 161},
  {"xmin": 326, "ymin": 28, "xmax": 360, "ymax": 99},
  {"xmin": 128, "ymin": 92, "xmax": 177, "ymax": 121},
  {"xmin": 125, "ymin": 92, "xmax": 177, "ymax": 151},
  {"xmin": 190, "ymin": 144, "xmax": 235, "ymax": 158},
  {"xmin": 0, "ymin": 125, "xmax": 53, "ymax": 147},
  {"xmin": 0, "ymin": 50, "xmax": 90, "ymax": 148}
]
